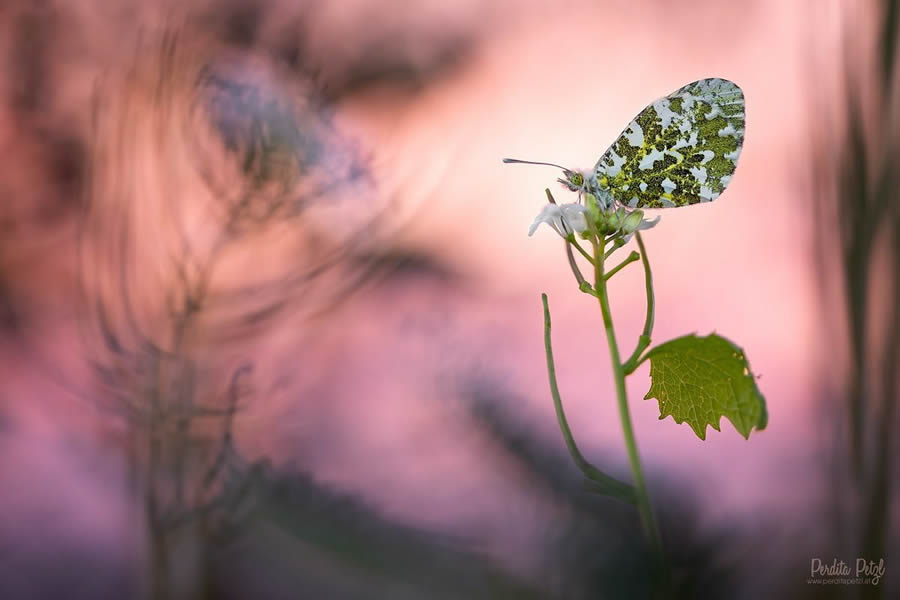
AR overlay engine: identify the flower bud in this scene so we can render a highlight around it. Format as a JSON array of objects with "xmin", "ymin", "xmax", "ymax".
[
  {"xmin": 606, "ymin": 208, "xmax": 624, "ymax": 231},
  {"xmin": 584, "ymin": 193, "xmax": 602, "ymax": 225},
  {"xmin": 622, "ymin": 209, "xmax": 646, "ymax": 234}
]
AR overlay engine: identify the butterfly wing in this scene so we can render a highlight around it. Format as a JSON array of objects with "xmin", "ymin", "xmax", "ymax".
[{"xmin": 592, "ymin": 78, "xmax": 745, "ymax": 209}]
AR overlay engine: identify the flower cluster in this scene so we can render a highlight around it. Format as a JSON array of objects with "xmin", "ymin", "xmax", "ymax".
[{"xmin": 528, "ymin": 193, "xmax": 659, "ymax": 242}]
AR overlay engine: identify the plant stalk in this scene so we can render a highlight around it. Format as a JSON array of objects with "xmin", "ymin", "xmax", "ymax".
[
  {"xmin": 592, "ymin": 238, "xmax": 663, "ymax": 556},
  {"xmin": 542, "ymin": 293, "xmax": 636, "ymax": 503},
  {"xmin": 622, "ymin": 232, "xmax": 655, "ymax": 375}
]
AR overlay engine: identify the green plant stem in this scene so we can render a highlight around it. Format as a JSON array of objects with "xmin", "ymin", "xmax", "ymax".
[
  {"xmin": 604, "ymin": 239, "xmax": 626, "ymax": 259},
  {"xmin": 564, "ymin": 242, "xmax": 588, "ymax": 289},
  {"xmin": 542, "ymin": 294, "xmax": 636, "ymax": 504},
  {"xmin": 568, "ymin": 237, "xmax": 595, "ymax": 264},
  {"xmin": 604, "ymin": 251, "xmax": 640, "ymax": 281},
  {"xmin": 592, "ymin": 238, "xmax": 663, "ymax": 556},
  {"xmin": 623, "ymin": 232, "xmax": 655, "ymax": 375}
]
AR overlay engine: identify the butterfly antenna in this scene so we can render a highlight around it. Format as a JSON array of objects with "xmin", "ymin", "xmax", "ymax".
[{"xmin": 502, "ymin": 158, "xmax": 571, "ymax": 171}]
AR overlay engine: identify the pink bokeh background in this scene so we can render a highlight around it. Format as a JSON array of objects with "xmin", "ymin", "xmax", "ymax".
[{"xmin": 0, "ymin": 0, "xmax": 868, "ymax": 579}]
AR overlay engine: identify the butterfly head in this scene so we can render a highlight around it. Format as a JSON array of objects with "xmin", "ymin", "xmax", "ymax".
[
  {"xmin": 502, "ymin": 158, "xmax": 590, "ymax": 200},
  {"xmin": 558, "ymin": 169, "xmax": 588, "ymax": 195}
]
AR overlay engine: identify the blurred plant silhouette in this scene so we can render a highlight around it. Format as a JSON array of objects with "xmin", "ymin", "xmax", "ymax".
[
  {"xmin": 74, "ymin": 18, "xmax": 388, "ymax": 599},
  {"xmin": 811, "ymin": 0, "xmax": 900, "ymax": 597},
  {"xmin": 0, "ymin": 1, "xmax": 503, "ymax": 598}
]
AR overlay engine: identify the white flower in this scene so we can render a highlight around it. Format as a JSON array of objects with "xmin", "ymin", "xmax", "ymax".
[{"xmin": 528, "ymin": 203, "xmax": 589, "ymax": 237}]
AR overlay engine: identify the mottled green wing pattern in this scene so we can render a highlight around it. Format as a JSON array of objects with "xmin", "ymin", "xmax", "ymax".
[{"xmin": 593, "ymin": 78, "xmax": 744, "ymax": 209}]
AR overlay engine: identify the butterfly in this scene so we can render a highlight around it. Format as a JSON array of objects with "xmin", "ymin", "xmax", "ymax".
[{"xmin": 504, "ymin": 78, "xmax": 745, "ymax": 210}]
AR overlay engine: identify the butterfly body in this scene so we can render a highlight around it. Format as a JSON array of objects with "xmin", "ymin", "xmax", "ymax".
[{"xmin": 506, "ymin": 78, "xmax": 745, "ymax": 210}]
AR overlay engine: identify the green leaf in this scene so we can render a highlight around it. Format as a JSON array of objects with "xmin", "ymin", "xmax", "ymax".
[{"xmin": 642, "ymin": 334, "xmax": 768, "ymax": 440}]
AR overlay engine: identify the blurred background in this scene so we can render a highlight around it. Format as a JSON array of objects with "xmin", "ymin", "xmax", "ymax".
[{"xmin": 0, "ymin": 0, "xmax": 897, "ymax": 598}]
